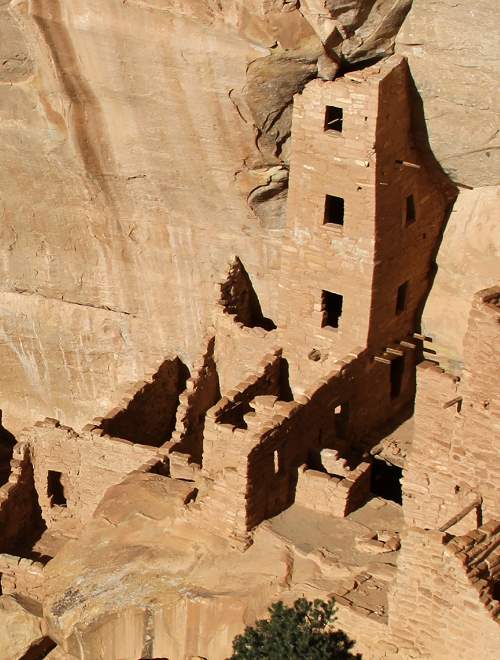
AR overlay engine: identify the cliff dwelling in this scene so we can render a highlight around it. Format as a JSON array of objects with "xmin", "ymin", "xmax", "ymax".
[{"xmin": 0, "ymin": 1, "xmax": 498, "ymax": 659}]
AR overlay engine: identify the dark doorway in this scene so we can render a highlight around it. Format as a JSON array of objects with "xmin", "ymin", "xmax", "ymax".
[
  {"xmin": 371, "ymin": 459, "xmax": 402, "ymax": 504},
  {"xmin": 47, "ymin": 471, "xmax": 67, "ymax": 507},
  {"xmin": 390, "ymin": 356, "xmax": 405, "ymax": 399},
  {"xmin": 322, "ymin": 290, "xmax": 343, "ymax": 329},
  {"xmin": 405, "ymin": 194, "xmax": 416, "ymax": 225},
  {"xmin": 324, "ymin": 105, "xmax": 343, "ymax": 132},
  {"xmin": 396, "ymin": 281, "xmax": 409, "ymax": 314},
  {"xmin": 324, "ymin": 194, "xmax": 345, "ymax": 226}
]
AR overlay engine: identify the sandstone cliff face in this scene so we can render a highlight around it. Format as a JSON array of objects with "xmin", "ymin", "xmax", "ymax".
[
  {"xmin": 397, "ymin": 0, "xmax": 500, "ymax": 187},
  {"xmin": 422, "ymin": 187, "xmax": 500, "ymax": 373},
  {"xmin": 0, "ymin": 0, "xmax": 409, "ymax": 432}
]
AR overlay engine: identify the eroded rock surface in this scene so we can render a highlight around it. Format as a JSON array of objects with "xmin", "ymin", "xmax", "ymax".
[
  {"xmin": 422, "ymin": 187, "xmax": 500, "ymax": 373},
  {"xmin": 397, "ymin": 0, "xmax": 500, "ymax": 186},
  {"xmin": 0, "ymin": 595, "xmax": 47, "ymax": 660}
]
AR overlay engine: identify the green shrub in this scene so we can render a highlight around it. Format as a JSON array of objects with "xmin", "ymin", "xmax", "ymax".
[{"xmin": 230, "ymin": 597, "xmax": 362, "ymax": 659}]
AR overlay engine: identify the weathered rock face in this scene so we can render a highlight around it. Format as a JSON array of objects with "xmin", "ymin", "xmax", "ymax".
[
  {"xmin": 397, "ymin": 0, "xmax": 500, "ymax": 187},
  {"xmin": 422, "ymin": 187, "xmax": 500, "ymax": 373},
  {"xmin": 0, "ymin": 0, "xmax": 412, "ymax": 433},
  {"xmin": 0, "ymin": 595, "xmax": 47, "ymax": 659},
  {"xmin": 0, "ymin": 0, "xmax": 314, "ymax": 431},
  {"xmin": 301, "ymin": 0, "xmax": 412, "ymax": 61}
]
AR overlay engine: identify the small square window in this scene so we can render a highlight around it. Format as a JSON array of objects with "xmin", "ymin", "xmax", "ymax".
[
  {"xmin": 405, "ymin": 194, "xmax": 416, "ymax": 225},
  {"xmin": 396, "ymin": 281, "xmax": 409, "ymax": 315},
  {"xmin": 324, "ymin": 105, "xmax": 343, "ymax": 132},
  {"xmin": 324, "ymin": 195, "xmax": 344, "ymax": 226},
  {"xmin": 321, "ymin": 290, "xmax": 343, "ymax": 329}
]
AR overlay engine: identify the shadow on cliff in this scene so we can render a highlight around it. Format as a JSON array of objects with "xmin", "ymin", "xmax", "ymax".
[
  {"xmin": 408, "ymin": 70, "xmax": 459, "ymax": 352},
  {"xmin": 0, "ymin": 410, "xmax": 16, "ymax": 487}
]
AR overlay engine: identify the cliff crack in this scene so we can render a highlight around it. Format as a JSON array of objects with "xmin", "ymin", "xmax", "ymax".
[{"xmin": 7, "ymin": 288, "xmax": 135, "ymax": 317}]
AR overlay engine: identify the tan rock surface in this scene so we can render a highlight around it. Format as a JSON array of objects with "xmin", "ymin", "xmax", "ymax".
[
  {"xmin": 41, "ymin": 474, "xmax": 402, "ymax": 659},
  {"xmin": 0, "ymin": 595, "xmax": 45, "ymax": 660},
  {"xmin": 422, "ymin": 187, "xmax": 500, "ymax": 373},
  {"xmin": 0, "ymin": 0, "xmax": 417, "ymax": 434},
  {"xmin": 0, "ymin": 0, "xmax": 313, "ymax": 432},
  {"xmin": 397, "ymin": 0, "xmax": 500, "ymax": 186}
]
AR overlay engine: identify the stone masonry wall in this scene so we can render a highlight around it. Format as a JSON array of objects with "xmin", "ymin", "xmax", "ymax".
[
  {"xmin": 388, "ymin": 524, "xmax": 499, "ymax": 659},
  {"xmin": 170, "ymin": 336, "xmax": 221, "ymax": 465},
  {"xmin": 22, "ymin": 420, "xmax": 159, "ymax": 527},
  {"xmin": 277, "ymin": 55, "xmax": 447, "ymax": 375},
  {"xmin": 403, "ymin": 287, "xmax": 500, "ymax": 531},
  {"xmin": 0, "ymin": 553, "xmax": 45, "ymax": 603},
  {"xmin": 0, "ymin": 443, "xmax": 43, "ymax": 555},
  {"xmin": 294, "ymin": 461, "xmax": 371, "ymax": 517}
]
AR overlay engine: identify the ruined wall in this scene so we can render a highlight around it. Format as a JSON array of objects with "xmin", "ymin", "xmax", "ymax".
[
  {"xmin": 0, "ymin": 443, "xmax": 44, "ymax": 555},
  {"xmin": 294, "ymin": 461, "xmax": 371, "ymax": 517},
  {"xmin": 201, "ymin": 343, "xmax": 415, "ymax": 541},
  {"xmin": 170, "ymin": 337, "xmax": 221, "ymax": 465},
  {"xmin": 403, "ymin": 287, "xmax": 500, "ymax": 530},
  {"xmin": 99, "ymin": 356, "xmax": 188, "ymax": 447},
  {"xmin": 388, "ymin": 525, "xmax": 499, "ymax": 660},
  {"xmin": 0, "ymin": 554, "xmax": 45, "ymax": 603},
  {"xmin": 23, "ymin": 420, "xmax": 159, "ymax": 527}
]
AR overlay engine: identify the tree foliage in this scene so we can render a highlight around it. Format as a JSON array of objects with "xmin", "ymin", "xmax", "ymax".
[{"xmin": 230, "ymin": 597, "xmax": 362, "ymax": 659}]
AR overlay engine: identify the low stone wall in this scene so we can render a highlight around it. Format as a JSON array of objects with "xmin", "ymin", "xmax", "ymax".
[
  {"xmin": 98, "ymin": 356, "xmax": 189, "ymax": 446},
  {"xmin": 20, "ymin": 420, "xmax": 160, "ymax": 527},
  {"xmin": 295, "ymin": 460, "xmax": 371, "ymax": 517},
  {"xmin": 0, "ymin": 553, "xmax": 45, "ymax": 602}
]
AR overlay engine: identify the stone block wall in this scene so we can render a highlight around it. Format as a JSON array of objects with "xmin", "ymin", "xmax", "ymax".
[
  {"xmin": 0, "ymin": 443, "xmax": 43, "ymax": 555},
  {"xmin": 294, "ymin": 461, "xmax": 371, "ymax": 517},
  {"xmin": 388, "ymin": 524, "xmax": 499, "ymax": 659},
  {"xmin": 99, "ymin": 356, "xmax": 189, "ymax": 446},
  {"xmin": 213, "ymin": 306, "xmax": 276, "ymax": 396},
  {"xmin": 459, "ymin": 287, "xmax": 500, "ymax": 522},
  {"xmin": 370, "ymin": 60, "xmax": 448, "ymax": 349},
  {"xmin": 403, "ymin": 287, "xmax": 500, "ymax": 530},
  {"xmin": 278, "ymin": 55, "xmax": 446, "ymax": 368},
  {"xmin": 278, "ymin": 67, "xmax": 377, "ymax": 359},
  {"xmin": 403, "ymin": 361, "xmax": 463, "ymax": 529},
  {"xmin": 21, "ymin": 420, "xmax": 160, "ymax": 527},
  {"xmin": 0, "ymin": 553, "xmax": 45, "ymax": 602},
  {"xmin": 170, "ymin": 336, "xmax": 221, "ymax": 465}
]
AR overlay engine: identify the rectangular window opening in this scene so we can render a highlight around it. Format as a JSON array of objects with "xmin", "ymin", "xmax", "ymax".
[
  {"xmin": 396, "ymin": 281, "xmax": 409, "ymax": 315},
  {"xmin": 405, "ymin": 194, "xmax": 416, "ymax": 225},
  {"xmin": 47, "ymin": 470, "xmax": 67, "ymax": 507},
  {"xmin": 324, "ymin": 105, "xmax": 343, "ymax": 133},
  {"xmin": 324, "ymin": 194, "xmax": 344, "ymax": 227},
  {"xmin": 334, "ymin": 401, "xmax": 350, "ymax": 439},
  {"xmin": 390, "ymin": 356, "xmax": 405, "ymax": 400},
  {"xmin": 322, "ymin": 290, "xmax": 343, "ymax": 329}
]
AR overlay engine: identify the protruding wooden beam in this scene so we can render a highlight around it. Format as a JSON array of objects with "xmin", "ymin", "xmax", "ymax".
[
  {"xmin": 443, "ymin": 396, "xmax": 463, "ymax": 409},
  {"xmin": 386, "ymin": 346, "xmax": 404, "ymax": 356}
]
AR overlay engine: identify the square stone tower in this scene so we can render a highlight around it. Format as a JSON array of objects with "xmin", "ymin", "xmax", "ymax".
[{"xmin": 279, "ymin": 55, "xmax": 446, "ymax": 362}]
